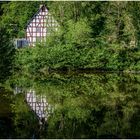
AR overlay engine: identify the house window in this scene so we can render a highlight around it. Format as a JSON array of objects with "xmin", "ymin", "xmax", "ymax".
[
  {"xmin": 36, "ymin": 27, "xmax": 41, "ymax": 33},
  {"xmin": 16, "ymin": 39, "xmax": 28, "ymax": 48}
]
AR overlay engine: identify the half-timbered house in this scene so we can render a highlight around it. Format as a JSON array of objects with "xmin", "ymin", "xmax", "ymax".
[
  {"xmin": 26, "ymin": 4, "xmax": 59, "ymax": 47},
  {"xmin": 16, "ymin": 4, "xmax": 59, "ymax": 48}
]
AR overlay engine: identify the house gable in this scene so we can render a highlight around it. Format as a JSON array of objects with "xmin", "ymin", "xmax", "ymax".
[{"xmin": 26, "ymin": 5, "xmax": 59, "ymax": 46}]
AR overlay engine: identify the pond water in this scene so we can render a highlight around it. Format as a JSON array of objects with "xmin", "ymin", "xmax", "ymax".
[{"xmin": 0, "ymin": 72, "xmax": 140, "ymax": 138}]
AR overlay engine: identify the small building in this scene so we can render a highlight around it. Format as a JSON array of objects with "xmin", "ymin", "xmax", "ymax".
[
  {"xmin": 14, "ymin": 38, "xmax": 28, "ymax": 49},
  {"xmin": 16, "ymin": 4, "xmax": 59, "ymax": 48}
]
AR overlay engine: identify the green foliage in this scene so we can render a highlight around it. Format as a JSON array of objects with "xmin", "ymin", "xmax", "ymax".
[
  {"xmin": 10, "ymin": 1, "xmax": 140, "ymax": 73},
  {"xmin": 1, "ymin": 1, "xmax": 140, "ymax": 75},
  {"xmin": 0, "ymin": 2, "xmax": 41, "ymax": 81},
  {"xmin": 64, "ymin": 19, "xmax": 92, "ymax": 45},
  {"xmin": 0, "ymin": 1, "xmax": 40, "ymax": 37},
  {"xmin": 0, "ymin": 27, "xmax": 15, "ymax": 81},
  {"xmin": 14, "ymin": 35, "xmax": 140, "ymax": 73}
]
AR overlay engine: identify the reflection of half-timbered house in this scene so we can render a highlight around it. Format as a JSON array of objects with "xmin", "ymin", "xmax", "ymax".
[
  {"xmin": 16, "ymin": 4, "xmax": 59, "ymax": 48},
  {"xmin": 14, "ymin": 87, "xmax": 53, "ymax": 124},
  {"xmin": 25, "ymin": 90, "xmax": 51, "ymax": 123}
]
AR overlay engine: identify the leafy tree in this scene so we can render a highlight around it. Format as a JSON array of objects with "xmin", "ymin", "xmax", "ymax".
[
  {"xmin": 0, "ymin": 27, "xmax": 15, "ymax": 81},
  {"xmin": 0, "ymin": 1, "xmax": 40, "ymax": 38}
]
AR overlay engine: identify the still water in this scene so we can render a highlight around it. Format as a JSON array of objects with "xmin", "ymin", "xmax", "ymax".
[{"xmin": 0, "ymin": 72, "xmax": 140, "ymax": 138}]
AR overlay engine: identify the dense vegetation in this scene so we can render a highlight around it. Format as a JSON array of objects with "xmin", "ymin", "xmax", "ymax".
[{"xmin": 1, "ymin": 2, "xmax": 140, "ymax": 75}]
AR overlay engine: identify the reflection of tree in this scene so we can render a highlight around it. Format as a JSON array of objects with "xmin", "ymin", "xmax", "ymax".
[
  {"xmin": 11, "ymin": 94, "xmax": 40, "ymax": 138},
  {"xmin": 0, "ymin": 87, "xmax": 13, "ymax": 138},
  {"xmin": 6, "ymin": 72, "xmax": 140, "ymax": 138}
]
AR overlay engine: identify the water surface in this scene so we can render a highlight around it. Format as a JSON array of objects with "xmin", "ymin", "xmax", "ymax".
[{"xmin": 0, "ymin": 72, "xmax": 140, "ymax": 138}]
